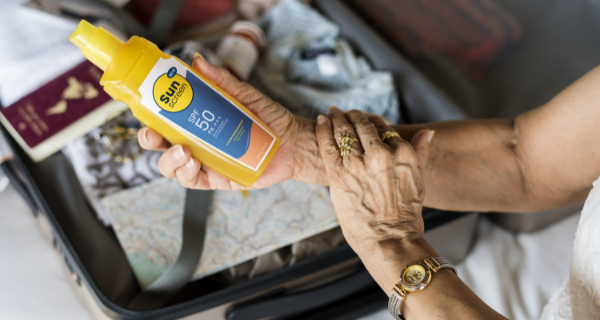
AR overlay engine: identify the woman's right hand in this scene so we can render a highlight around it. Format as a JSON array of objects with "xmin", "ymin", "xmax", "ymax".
[{"xmin": 138, "ymin": 56, "xmax": 327, "ymax": 190}]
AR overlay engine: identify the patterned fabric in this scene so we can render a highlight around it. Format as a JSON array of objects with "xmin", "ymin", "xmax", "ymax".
[
  {"xmin": 540, "ymin": 176, "xmax": 600, "ymax": 320},
  {"xmin": 250, "ymin": 0, "xmax": 400, "ymax": 122},
  {"xmin": 62, "ymin": 111, "xmax": 162, "ymax": 225},
  {"xmin": 346, "ymin": 0, "xmax": 522, "ymax": 79}
]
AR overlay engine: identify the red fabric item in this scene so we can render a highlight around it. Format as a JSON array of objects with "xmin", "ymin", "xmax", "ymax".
[
  {"xmin": 125, "ymin": 0, "xmax": 234, "ymax": 33},
  {"xmin": 347, "ymin": 0, "xmax": 522, "ymax": 79}
]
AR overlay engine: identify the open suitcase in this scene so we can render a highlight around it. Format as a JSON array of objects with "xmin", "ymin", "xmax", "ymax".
[
  {"xmin": 334, "ymin": 0, "xmax": 600, "ymax": 234},
  {"xmin": 1, "ymin": 1, "xmax": 479, "ymax": 319}
]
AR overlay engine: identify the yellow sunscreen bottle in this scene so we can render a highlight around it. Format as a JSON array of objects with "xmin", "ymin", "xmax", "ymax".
[{"xmin": 69, "ymin": 20, "xmax": 280, "ymax": 187}]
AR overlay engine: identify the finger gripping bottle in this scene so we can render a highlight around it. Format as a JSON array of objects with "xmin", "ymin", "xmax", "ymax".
[{"xmin": 69, "ymin": 20, "xmax": 280, "ymax": 187}]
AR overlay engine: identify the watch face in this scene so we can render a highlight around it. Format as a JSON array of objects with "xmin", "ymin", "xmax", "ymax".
[
  {"xmin": 400, "ymin": 263, "xmax": 432, "ymax": 291},
  {"xmin": 402, "ymin": 265, "xmax": 427, "ymax": 285}
]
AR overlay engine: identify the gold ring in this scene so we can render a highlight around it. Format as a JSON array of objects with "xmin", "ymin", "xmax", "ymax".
[
  {"xmin": 339, "ymin": 132, "xmax": 359, "ymax": 156},
  {"xmin": 381, "ymin": 131, "xmax": 400, "ymax": 141}
]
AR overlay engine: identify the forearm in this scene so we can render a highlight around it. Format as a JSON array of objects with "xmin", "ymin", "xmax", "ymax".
[
  {"xmin": 294, "ymin": 117, "xmax": 537, "ymax": 212},
  {"xmin": 298, "ymin": 111, "xmax": 587, "ymax": 213},
  {"xmin": 392, "ymin": 64, "xmax": 600, "ymax": 212},
  {"xmin": 359, "ymin": 238, "xmax": 507, "ymax": 320},
  {"xmin": 392, "ymin": 120, "xmax": 539, "ymax": 213}
]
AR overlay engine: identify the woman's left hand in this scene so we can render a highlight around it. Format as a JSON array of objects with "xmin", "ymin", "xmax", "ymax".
[{"xmin": 315, "ymin": 107, "xmax": 436, "ymax": 293}]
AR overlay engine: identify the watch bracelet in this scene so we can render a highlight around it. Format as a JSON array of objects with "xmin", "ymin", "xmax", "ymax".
[
  {"xmin": 388, "ymin": 286, "xmax": 406, "ymax": 320},
  {"xmin": 388, "ymin": 257, "xmax": 456, "ymax": 320},
  {"xmin": 430, "ymin": 257, "xmax": 457, "ymax": 275}
]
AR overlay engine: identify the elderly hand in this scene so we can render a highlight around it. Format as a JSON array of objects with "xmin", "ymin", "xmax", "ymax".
[
  {"xmin": 315, "ymin": 107, "xmax": 437, "ymax": 293},
  {"xmin": 138, "ymin": 56, "xmax": 326, "ymax": 189}
]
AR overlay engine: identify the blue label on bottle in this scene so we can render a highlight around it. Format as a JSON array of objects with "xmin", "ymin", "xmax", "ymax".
[{"xmin": 140, "ymin": 58, "xmax": 275, "ymax": 171}]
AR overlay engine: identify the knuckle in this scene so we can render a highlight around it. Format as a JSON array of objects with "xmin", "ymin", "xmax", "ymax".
[
  {"xmin": 220, "ymin": 70, "xmax": 241, "ymax": 89},
  {"xmin": 157, "ymin": 153, "xmax": 169, "ymax": 167},
  {"xmin": 215, "ymin": 65, "xmax": 232, "ymax": 78},
  {"xmin": 322, "ymin": 143, "xmax": 340, "ymax": 156},
  {"xmin": 394, "ymin": 143, "xmax": 415, "ymax": 158},
  {"xmin": 395, "ymin": 149, "xmax": 418, "ymax": 166},
  {"xmin": 178, "ymin": 167, "xmax": 201, "ymax": 188},
  {"xmin": 238, "ymin": 85, "xmax": 264, "ymax": 106},
  {"xmin": 372, "ymin": 124, "xmax": 385, "ymax": 133},
  {"xmin": 368, "ymin": 149, "xmax": 393, "ymax": 168},
  {"xmin": 159, "ymin": 150, "xmax": 184, "ymax": 174},
  {"xmin": 345, "ymin": 109, "xmax": 362, "ymax": 118},
  {"xmin": 373, "ymin": 143, "xmax": 391, "ymax": 155},
  {"xmin": 334, "ymin": 123, "xmax": 354, "ymax": 135},
  {"xmin": 353, "ymin": 117, "xmax": 373, "ymax": 129},
  {"xmin": 377, "ymin": 123, "xmax": 392, "ymax": 133},
  {"xmin": 378, "ymin": 147, "xmax": 393, "ymax": 158},
  {"xmin": 178, "ymin": 175, "xmax": 193, "ymax": 188},
  {"xmin": 364, "ymin": 140, "xmax": 380, "ymax": 152},
  {"xmin": 158, "ymin": 163, "xmax": 176, "ymax": 177},
  {"xmin": 371, "ymin": 114, "xmax": 386, "ymax": 123}
]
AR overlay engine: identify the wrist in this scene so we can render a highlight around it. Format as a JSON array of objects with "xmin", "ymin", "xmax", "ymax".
[
  {"xmin": 290, "ymin": 117, "xmax": 329, "ymax": 186},
  {"xmin": 357, "ymin": 237, "xmax": 438, "ymax": 295}
]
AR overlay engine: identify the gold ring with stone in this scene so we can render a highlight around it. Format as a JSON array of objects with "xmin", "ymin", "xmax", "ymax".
[
  {"xmin": 381, "ymin": 131, "xmax": 400, "ymax": 141},
  {"xmin": 339, "ymin": 132, "xmax": 359, "ymax": 156}
]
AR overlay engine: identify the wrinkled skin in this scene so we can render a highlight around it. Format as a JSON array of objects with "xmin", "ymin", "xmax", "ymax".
[{"xmin": 315, "ymin": 107, "xmax": 435, "ymax": 291}]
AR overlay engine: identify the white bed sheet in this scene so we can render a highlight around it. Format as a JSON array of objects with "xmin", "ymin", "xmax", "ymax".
[{"xmin": 0, "ymin": 184, "xmax": 93, "ymax": 320}]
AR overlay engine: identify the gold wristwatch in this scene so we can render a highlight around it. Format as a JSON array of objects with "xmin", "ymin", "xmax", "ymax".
[{"xmin": 388, "ymin": 257, "xmax": 457, "ymax": 320}]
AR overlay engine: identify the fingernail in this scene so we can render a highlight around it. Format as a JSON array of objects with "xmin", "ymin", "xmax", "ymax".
[
  {"xmin": 141, "ymin": 127, "xmax": 149, "ymax": 144},
  {"xmin": 193, "ymin": 52, "xmax": 205, "ymax": 61},
  {"xmin": 317, "ymin": 115, "xmax": 327, "ymax": 125},
  {"xmin": 186, "ymin": 158, "xmax": 194, "ymax": 169},
  {"xmin": 428, "ymin": 130, "xmax": 436, "ymax": 143},
  {"xmin": 173, "ymin": 146, "xmax": 185, "ymax": 160}
]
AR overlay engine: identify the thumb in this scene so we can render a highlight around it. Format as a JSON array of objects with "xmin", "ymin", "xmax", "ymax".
[{"xmin": 410, "ymin": 130, "xmax": 434, "ymax": 171}]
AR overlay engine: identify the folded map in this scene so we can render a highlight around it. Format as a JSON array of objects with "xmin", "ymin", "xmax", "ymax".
[{"xmin": 101, "ymin": 178, "xmax": 338, "ymax": 288}]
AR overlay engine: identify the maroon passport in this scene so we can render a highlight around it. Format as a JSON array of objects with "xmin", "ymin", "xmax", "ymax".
[
  {"xmin": 0, "ymin": 61, "xmax": 127, "ymax": 162},
  {"xmin": 1, "ymin": 60, "xmax": 112, "ymax": 148}
]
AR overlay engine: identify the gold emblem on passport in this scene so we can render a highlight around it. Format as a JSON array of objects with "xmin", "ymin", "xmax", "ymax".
[{"xmin": 47, "ymin": 76, "xmax": 99, "ymax": 116}]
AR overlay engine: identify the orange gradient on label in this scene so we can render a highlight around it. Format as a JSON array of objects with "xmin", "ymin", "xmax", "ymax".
[{"xmin": 238, "ymin": 122, "xmax": 275, "ymax": 169}]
